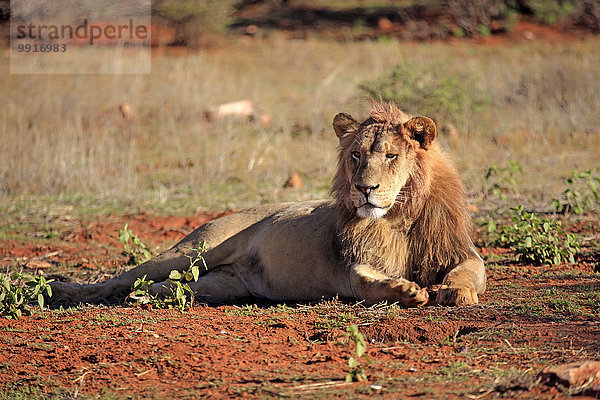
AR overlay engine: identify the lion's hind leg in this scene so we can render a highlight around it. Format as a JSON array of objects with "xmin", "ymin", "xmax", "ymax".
[
  {"xmin": 151, "ymin": 265, "xmax": 251, "ymax": 304},
  {"xmin": 50, "ymin": 249, "xmax": 192, "ymax": 305}
]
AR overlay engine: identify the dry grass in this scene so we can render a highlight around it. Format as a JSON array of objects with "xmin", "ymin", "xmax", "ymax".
[{"xmin": 1, "ymin": 37, "xmax": 599, "ymax": 215}]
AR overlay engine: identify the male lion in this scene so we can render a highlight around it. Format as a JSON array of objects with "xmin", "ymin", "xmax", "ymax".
[{"xmin": 51, "ymin": 102, "xmax": 486, "ymax": 307}]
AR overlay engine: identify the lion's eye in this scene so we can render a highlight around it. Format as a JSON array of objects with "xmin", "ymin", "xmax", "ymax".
[
  {"xmin": 351, "ymin": 151, "xmax": 361, "ymax": 160},
  {"xmin": 385, "ymin": 153, "xmax": 398, "ymax": 160}
]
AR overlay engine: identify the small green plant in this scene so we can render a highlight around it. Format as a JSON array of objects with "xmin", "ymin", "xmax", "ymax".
[
  {"xmin": 487, "ymin": 205, "xmax": 580, "ymax": 265},
  {"xmin": 129, "ymin": 243, "xmax": 207, "ymax": 311},
  {"xmin": 477, "ymin": 23, "xmax": 492, "ymax": 36},
  {"xmin": 117, "ymin": 224, "xmax": 152, "ymax": 266},
  {"xmin": 0, "ymin": 272, "xmax": 53, "ymax": 319},
  {"xmin": 552, "ymin": 169, "xmax": 600, "ymax": 214},
  {"xmin": 129, "ymin": 274, "xmax": 156, "ymax": 305},
  {"xmin": 162, "ymin": 264, "xmax": 199, "ymax": 311},
  {"xmin": 452, "ymin": 26, "xmax": 465, "ymax": 38},
  {"xmin": 338, "ymin": 325, "xmax": 370, "ymax": 382},
  {"xmin": 485, "ymin": 161, "xmax": 523, "ymax": 198}
]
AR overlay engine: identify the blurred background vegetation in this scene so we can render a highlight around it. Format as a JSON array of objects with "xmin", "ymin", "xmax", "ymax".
[
  {"xmin": 151, "ymin": 0, "xmax": 600, "ymax": 44},
  {"xmin": 1, "ymin": 0, "xmax": 599, "ymax": 218},
  {"xmin": 2, "ymin": 0, "xmax": 599, "ymax": 45}
]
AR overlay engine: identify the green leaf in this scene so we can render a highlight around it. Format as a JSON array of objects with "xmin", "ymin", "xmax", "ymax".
[
  {"xmin": 169, "ymin": 270, "xmax": 183, "ymax": 280},
  {"xmin": 553, "ymin": 254, "xmax": 561, "ymax": 265},
  {"xmin": 348, "ymin": 357, "xmax": 358, "ymax": 368},
  {"xmin": 356, "ymin": 340, "xmax": 366, "ymax": 358}
]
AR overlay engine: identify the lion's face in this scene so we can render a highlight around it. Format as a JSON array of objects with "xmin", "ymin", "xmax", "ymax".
[
  {"xmin": 346, "ymin": 123, "xmax": 415, "ymax": 219},
  {"xmin": 332, "ymin": 110, "xmax": 437, "ymax": 220}
]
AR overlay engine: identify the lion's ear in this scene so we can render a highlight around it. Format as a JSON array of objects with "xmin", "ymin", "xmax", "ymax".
[
  {"xmin": 403, "ymin": 116, "xmax": 437, "ymax": 150},
  {"xmin": 333, "ymin": 113, "xmax": 359, "ymax": 139}
]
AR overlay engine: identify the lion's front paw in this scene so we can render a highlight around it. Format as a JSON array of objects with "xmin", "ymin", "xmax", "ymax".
[
  {"xmin": 394, "ymin": 281, "xmax": 429, "ymax": 307},
  {"xmin": 436, "ymin": 284, "xmax": 478, "ymax": 306}
]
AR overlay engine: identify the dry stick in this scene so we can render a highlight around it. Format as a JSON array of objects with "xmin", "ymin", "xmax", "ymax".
[
  {"xmin": 71, "ymin": 370, "xmax": 90, "ymax": 384},
  {"xmin": 32, "ymin": 250, "xmax": 62, "ymax": 260},
  {"xmin": 283, "ymin": 381, "xmax": 353, "ymax": 392},
  {"xmin": 72, "ymin": 368, "xmax": 91, "ymax": 398},
  {"xmin": 504, "ymin": 339, "xmax": 518, "ymax": 354},
  {"xmin": 135, "ymin": 369, "xmax": 154, "ymax": 378}
]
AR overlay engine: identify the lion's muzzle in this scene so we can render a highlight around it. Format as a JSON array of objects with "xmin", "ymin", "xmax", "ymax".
[{"xmin": 355, "ymin": 184, "xmax": 380, "ymax": 198}]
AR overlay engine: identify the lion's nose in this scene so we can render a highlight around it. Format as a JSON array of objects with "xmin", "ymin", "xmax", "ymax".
[{"xmin": 355, "ymin": 184, "xmax": 379, "ymax": 197}]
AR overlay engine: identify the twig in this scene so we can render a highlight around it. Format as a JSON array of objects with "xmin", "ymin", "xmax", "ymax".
[
  {"xmin": 135, "ymin": 369, "xmax": 153, "ymax": 378},
  {"xmin": 504, "ymin": 339, "xmax": 518, "ymax": 354},
  {"xmin": 71, "ymin": 369, "xmax": 90, "ymax": 384},
  {"xmin": 32, "ymin": 250, "xmax": 62, "ymax": 260},
  {"xmin": 381, "ymin": 346, "xmax": 404, "ymax": 351},
  {"xmin": 283, "ymin": 381, "xmax": 353, "ymax": 392}
]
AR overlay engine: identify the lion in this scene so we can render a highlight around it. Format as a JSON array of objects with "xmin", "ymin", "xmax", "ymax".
[{"xmin": 51, "ymin": 101, "xmax": 486, "ymax": 307}]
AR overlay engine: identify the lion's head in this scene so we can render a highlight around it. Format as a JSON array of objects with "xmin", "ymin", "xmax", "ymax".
[{"xmin": 332, "ymin": 101, "xmax": 437, "ymax": 220}]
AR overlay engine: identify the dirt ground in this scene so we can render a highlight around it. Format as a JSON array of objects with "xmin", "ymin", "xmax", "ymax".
[{"xmin": 0, "ymin": 212, "xmax": 599, "ymax": 399}]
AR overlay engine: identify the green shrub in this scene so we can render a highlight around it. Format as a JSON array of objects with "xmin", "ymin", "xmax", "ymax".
[
  {"xmin": 485, "ymin": 161, "xmax": 523, "ymax": 198},
  {"xmin": 0, "ymin": 273, "xmax": 53, "ymax": 319},
  {"xmin": 452, "ymin": 26, "xmax": 466, "ymax": 37},
  {"xmin": 359, "ymin": 62, "xmax": 490, "ymax": 126},
  {"xmin": 487, "ymin": 205, "xmax": 580, "ymax": 265},
  {"xmin": 477, "ymin": 23, "xmax": 492, "ymax": 36},
  {"xmin": 552, "ymin": 169, "xmax": 600, "ymax": 214},
  {"xmin": 526, "ymin": 0, "xmax": 576, "ymax": 24}
]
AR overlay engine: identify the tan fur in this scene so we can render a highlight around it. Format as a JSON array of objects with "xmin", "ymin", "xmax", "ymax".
[{"xmin": 50, "ymin": 101, "xmax": 485, "ymax": 307}]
